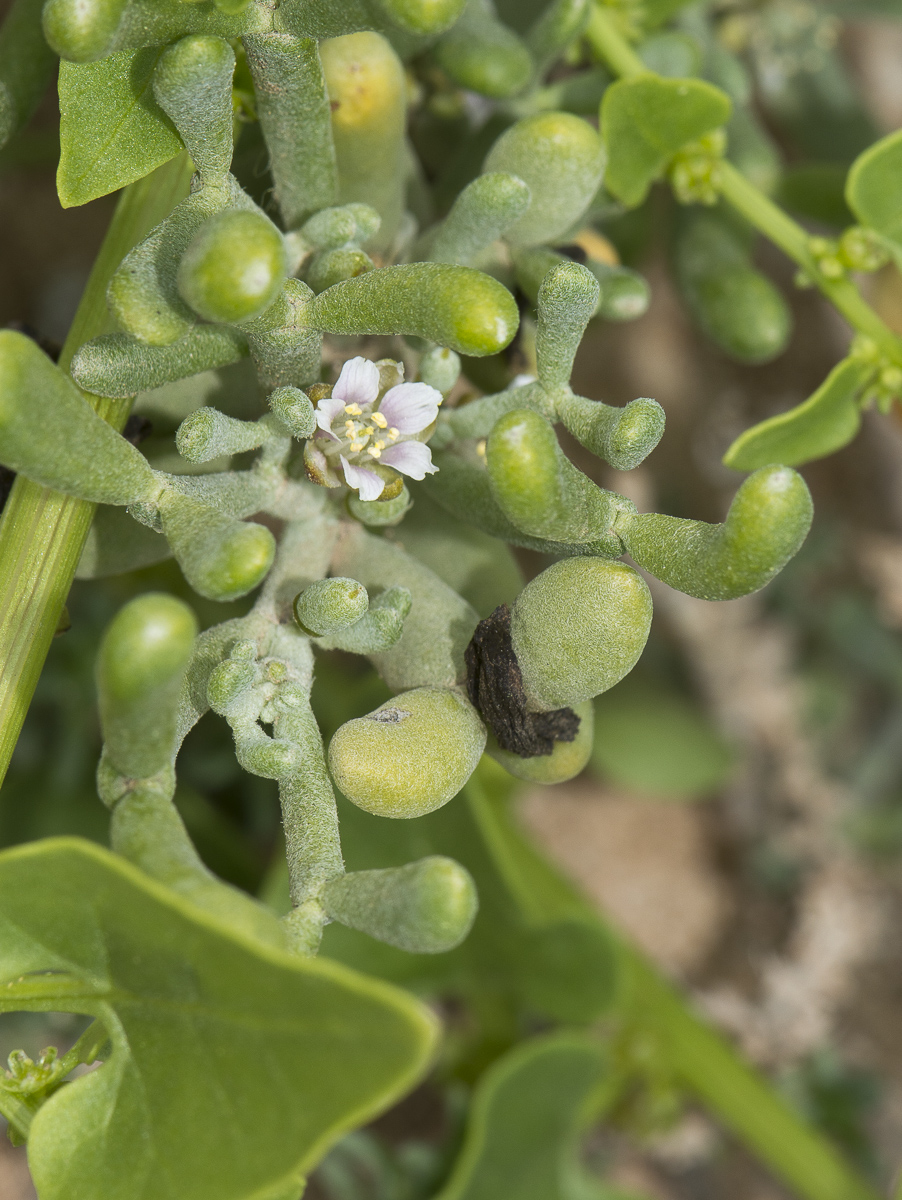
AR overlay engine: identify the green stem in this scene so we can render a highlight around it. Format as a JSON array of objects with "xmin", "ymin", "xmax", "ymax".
[
  {"xmin": 718, "ymin": 163, "xmax": 902, "ymax": 366},
  {"xmin": 618, "ymin": 949, "xmax": 883, "ymax": 1200},
  {"xmin": 585, "ymin": 6, "xmax": 645, "ymax": 78},
  {"xmin": 585, "ymin": 4, "xmax": 902, "ymax": 369},
  {"xmin": 0, "ymin": 153, "xmax": 194, "ymax": 786}
]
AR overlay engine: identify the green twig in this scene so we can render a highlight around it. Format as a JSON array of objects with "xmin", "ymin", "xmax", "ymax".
[
  {"xmin": 617, "ymin": 949, "xmax": 884, "ymax": 1200},
  {"xmin": 0, "ymin": 153, "xmax": 194, "ymax": 786},
  {"xmin": 585, "ymin": 5, "xmax": 902, "ymax": 369}
]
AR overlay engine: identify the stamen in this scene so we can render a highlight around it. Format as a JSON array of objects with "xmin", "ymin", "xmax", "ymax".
[
  {"xmin": 388, "ymin": 427, "xmax": 399, "ymax": 440},
  {"xmin": 371, "ymin": 412, "xmax": 388, "ymax": 428},
  {"xmin": 344, "ymin": 403, "xmax": 363, "ymax": 416},
  {"xmin": 374, "ymin": 440, "xmax": 385, "ymax": 450},
  {"xmin": 367, "ymin": 446, "xmax": 382, "ymax": 459},
  {"xmin": 350, "ymin": 442, "xmax": 364, "ymax": 452}
]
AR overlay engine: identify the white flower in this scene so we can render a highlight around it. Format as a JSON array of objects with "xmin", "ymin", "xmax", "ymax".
[{"xmin": 306, "ymin": 356, "xmax": 441, "ymax": 502}]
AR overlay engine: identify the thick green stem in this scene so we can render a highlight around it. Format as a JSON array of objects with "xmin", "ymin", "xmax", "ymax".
[
  {"xmin": 586, "ymin": 4, "xmax": 902, "ymax": 369},
  {"xmin": 0, "ymin": 153, "xmax": 193, "ymax": 786}
]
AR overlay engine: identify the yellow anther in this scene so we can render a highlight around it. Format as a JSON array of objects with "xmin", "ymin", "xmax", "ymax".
[
  {"xmin": 388, "ymin": 427, "xmax": 399, "ymax": 440},
  {"xmin": 374, "ymin": 440, "xmax": 385, "ymax": 451},
  {"xmin": 350, "ymin": 442, "xmax": 364, "ymax": 452},
  {"xmin": 371, "ymin": 411, "xmax": 388, "ymax": 428},
  {"xmin": 344, "ymin": 403, "xmax": 363, "ymax": 416},
  {"xmin": 367, "ymin": 446, "xmax": 382, "ymax": 459},
  {"xmin": 476, "ymin": 439, "xmax": 487, "ymax": 458}
]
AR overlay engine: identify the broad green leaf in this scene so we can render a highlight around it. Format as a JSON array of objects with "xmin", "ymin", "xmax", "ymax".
[
  {"xmin": 58, "ymin": 48, "xmax": 182, "ymax": 208},
  {"xmin": 846, "ymin": 128, "xmax": 902, "ymax": 260},
  {"xmin": 0, "ymin": 838, "xmax": 437, "ymax": 1200},
  {"xmin": 592, "ymin": 679, "xmax": 734, "ymax": 801},
  {"xmin": 600, "ymin": 75, "xmax": 731, "ymax": 207},
  {"xmin": 723, "ymin": 357, "xmax": 874, "ymax": 471},
  {"xmin": 433, "ymin": 1034, "xmax": 608, "ymax": 1200}
]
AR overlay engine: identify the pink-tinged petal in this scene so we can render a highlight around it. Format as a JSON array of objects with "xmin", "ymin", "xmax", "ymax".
[
  {"xmin": 380, "ymin": 440, "xmax": 437, "ymax": 480},
  {"xmin": 378, "ymin": 382, "xmax": 441, "ymax": 434},
  {"xmin": 315, "ymin": 395, "xmax": 345, "ymax": 434},
  {"xmin": 340, "ymin": 456, "xmax": 385, "ymax": 501},
  {"xmin": 333, "ymin": 357, "xmax": 380, "ymax": 407}
]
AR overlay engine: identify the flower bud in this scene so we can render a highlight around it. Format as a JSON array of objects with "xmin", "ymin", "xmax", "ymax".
[
  {"xmin": 177, "ymin": 210, "xmax": 288, "ymax": 325},
  {"xmin": 510, "ymin": 558, "xmax": 653, "ymax": 711},
  {"xmin": 294, "ymin": 578, "xmax": 369, "ymax": 636},
  {"xmin": 418, "ymin": 347, "xmax": 461, "ymax": 394},
  {"xmin": 323, "ymin": 856, "xmax": 478, "ymax": 953},
  {"xmin": 483, "ymin": 112, "xmax": 604, "ymax": 247},
  {"xmin": 328, "ymin": 687, "xmax": 486, "ymax": 818},
  {"xmin": 489, "ymin": 700, "xmax": 594, "ymax": 784},
  {"xmin": 96, "ymin": 593, "xmax": 198, "ymax": 779}
]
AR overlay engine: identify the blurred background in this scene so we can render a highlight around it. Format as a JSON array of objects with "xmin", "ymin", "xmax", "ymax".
[{"xmin": 3, "ymin": 3, "xmax": 902, "ymax": 1198}]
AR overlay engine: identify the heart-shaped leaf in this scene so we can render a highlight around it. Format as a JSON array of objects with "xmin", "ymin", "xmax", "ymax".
[
  {"xmin": 0, "ymin": 838, "xmax": 438, "ymax": 1200},
  {"xmin": 601, "ymin": 75, "xmax": 731, "ymax": 207},
  {"xmin": 723, "ymin": 357, "xmax": 874, "ymax": 471},
  {"xmin": 846, "ymin": 129, "xmax": 902, "ymax": 262},
  {"xmin": 58, "ymin": 48, "xmax": 183, "ymax": 208},
  {"xmin": 433, "ymin": 1034, "xmax": 608, "ymax": 1200}
]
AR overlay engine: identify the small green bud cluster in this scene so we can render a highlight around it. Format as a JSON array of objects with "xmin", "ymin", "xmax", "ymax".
[{"xmin": 668, "ymin": 129, "xmax": 727, "ymax": 206}]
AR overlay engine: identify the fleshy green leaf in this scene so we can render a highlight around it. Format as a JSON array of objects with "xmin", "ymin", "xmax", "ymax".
[
  {"xmin": 617, "ymin": 465, "xmax": 813, "ymax": 601},
  {"xmin": 433, "ymin": 1034, "xmax": 608, "ymax": 1200},
  {"xmin": 0, "ymin": 330, "xmax": 158, "ymax": 505},
  {"xmin": 846, "ymin": 128, "xmax": 902, "ymax": 261},
  {"xmin": 723, "ymin": 357, "xmax": 874, "ymax": 471},
  {"xmin": 600, "ymin": 75, "xmax": 731, "ymax": 207},
  {"xmin": 0, "ymin": 838, "xmax": 437, "ymax": 1200},
  {"xmin": 57, "ymin": 48, "xmax": 183, "ymax": 208}
]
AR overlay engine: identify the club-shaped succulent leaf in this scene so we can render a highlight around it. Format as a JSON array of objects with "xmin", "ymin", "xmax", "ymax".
[
  {"xmin": 510, "ymin": 558, "xmax": 653, "ymax": 711},
  {"xmin": 178, "ymin": 209, "xmax": 290, "ymax": 324},
  {"xmin": 328, "ymin": 687, "xmax": 486, "ymax": 817},
  {"xmin": 616, "ymin": 465, "xmax": 814, "ymax": 600},
  {"xmin": 483, "ymin": 111, "xmax": 605, "ymax": 246},
  {"xmin": 96, "ymin": 593, "xmax": 198, "ymax": 779},
  {"xmin": 323, "ymin": 855, "xmax": 478, "ymax": 952}
]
